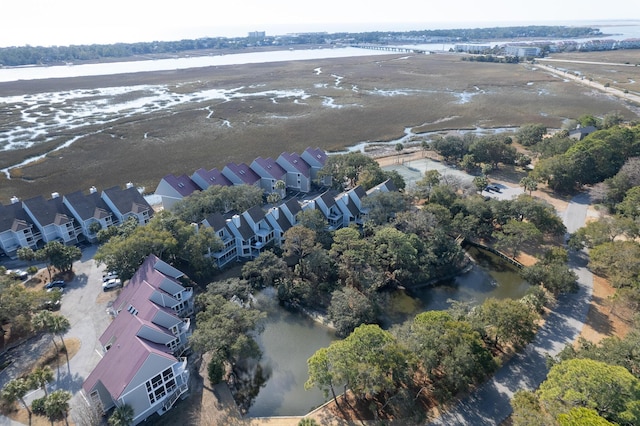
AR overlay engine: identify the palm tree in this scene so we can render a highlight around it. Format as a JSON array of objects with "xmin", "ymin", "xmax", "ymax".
[
  {"xmin": 49, "ymin": 314, "xmax": 70, "ymax": 352},
  {"xmin": 519, "ymin": 176, "xmax": 539, "ymax": 195},
  {"xmin": 266, "ymin": 192, "xmax": 282, "ymax": 205},
  {"xmin": 29, "ymin": 366, "xmax": 54, "ymax": 396},
  {"xmin": 32, "ymin": 311, "xmax": 70, "ymax": 353},
  {"xmin": 44, "ymin": 390, "xmax": 71, "ymax": 426},
  {"xmin": 421, "ymin": 140, "xmax": 430, "ymax": 157},
  {"xmin": 1, "ymin": 378, "xmax": 33, "ymax": 419},
  {"xmin": 274, "ymin": 179, "xmax": 286, "ymax": 197},
  {"xmin": 108, "ymin": 404, "xmax": 134, "ymax": 426},
  {"xmin": 395, "ymin": 142, "xmax": 404, "ymax": 163},
  {"xmin": 32, "ymin": 310, "xmax": 58, "ymax": 351}
]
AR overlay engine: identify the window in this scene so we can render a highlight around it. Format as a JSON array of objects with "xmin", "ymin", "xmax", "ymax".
[
  {"xmin": 162, "ymin": 369, "xmax": 173, "ymax": 380},
  {"xmin": 151, "ymin": 374, "xmax": 162, "ymax": 388},
  {"xmin": 166, "ymin": 379, "xmax": 176, "ymax": 392},
  {"xmin": 146, "ymin": 367, "xmax": 175, "ymax": 405}
]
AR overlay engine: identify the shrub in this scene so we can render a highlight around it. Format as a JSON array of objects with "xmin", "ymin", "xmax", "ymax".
[
  {"xmin": 207, "ymin": 356, "xmax": 225, "ymax": 385},
  {"xmin": 31, "ymin": 396, "xmax": 46, "ymax": 416}
]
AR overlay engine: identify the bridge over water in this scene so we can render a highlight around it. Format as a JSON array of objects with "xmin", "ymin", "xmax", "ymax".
[{"xmin": 351, "ymin": 44, "xmax": 428, "ymax": 54}]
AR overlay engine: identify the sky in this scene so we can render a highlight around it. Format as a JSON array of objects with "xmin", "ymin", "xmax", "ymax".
[{"xmin": 2, "ymin": 0, "xmax": 639, "ymax": 47}]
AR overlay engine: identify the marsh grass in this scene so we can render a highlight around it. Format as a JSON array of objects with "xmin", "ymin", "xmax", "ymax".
[{"xmin": 0, "ymin": 53, "xmax": 636, "ymax": 201}]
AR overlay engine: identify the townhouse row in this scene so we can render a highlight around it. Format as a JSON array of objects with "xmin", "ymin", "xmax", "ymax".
[
  {"xmin": 82, "ymin": 255, "xmax": 193, "ymax": 425},
  {"xmin": 0, "ymin": 146, "xmax": 328, "ymax": 258},
  {"xmin": 199, "ymin": 179, "xmax": 397, "ymax": 269},
  {"xmin": 0, "ymin": 184, "xmax": 153, "ymax": 258},
  {"xmin": 154, "ymin": 146, "xmax": 331, "ymax": 210},
  {"xmin": 0, "ymin": 147, "xmax": 398, "ymax": 265}
]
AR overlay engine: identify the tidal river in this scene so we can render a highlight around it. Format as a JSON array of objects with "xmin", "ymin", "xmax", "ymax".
[{"xmin": 0, "ymin": 47, "xmax": 388, "ymax": 83}]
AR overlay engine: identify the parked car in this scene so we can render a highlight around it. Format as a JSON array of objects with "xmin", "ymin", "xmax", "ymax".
[
  {"xmin": 6, "ymin": 269, "xmax": 28, "ymax": 280},
  {"xmin": 45, "ymin": 280, "xmax": 66, "ymax": 291},
  {"xmin": 102, "ymin": 278, "xmax": 122, "ymax": 291},
  {"xmin": 38, "ymin": 288, "xmax": 62, "ymax": 311},
  {"xmin": 102, "ymin": 272, "xmax": 118, "ymax": 282}
]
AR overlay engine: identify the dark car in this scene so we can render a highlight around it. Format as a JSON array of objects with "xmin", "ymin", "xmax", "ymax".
[{"xmin": 45, "ymin": 280, "xmax": 66, "ymax": 291}]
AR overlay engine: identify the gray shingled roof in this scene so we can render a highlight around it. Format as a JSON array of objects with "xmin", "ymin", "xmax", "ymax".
[
  {"xmin": 64, "ymin": 190, "xmax": 112, "ymax": 221},
  {"xmin": 23, "ymin": 195, "xmax": 73, "ymax": 226},
  {"xmin": 0, "ymin": 202, "xmax": 35, "ymax": 234},
  {"xmin": 103, "ymin": 186, "xmax": 152, "ymax": 216},
  {"xmin": 245, "ymin": 205, "xmax": 266, "ymax": 224}
]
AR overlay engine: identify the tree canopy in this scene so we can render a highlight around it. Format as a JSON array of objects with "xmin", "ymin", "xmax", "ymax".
[
  {"xmin": 306, "ymin": 324, "xmax": 411, "ymax": 402},
  {"xmin": 189, "ymin": 281, "xmax": 266, "ymax": 364},
  {"xmin": 172, "ymin": 185, "xmax": 264, "ymax": 223},
  {"xmin": 532, "ymin": 124, "xmax": 640, "ymax": 193},
  {"xmin": 95, "ymin": 211, "xmax": 222, "ymax": 280},
  {"xmin": 319, "ymin": 152, "xmax": 404, "ymax": 191},
  {"xmin": 538, "ymin": 358, "xmax": 640, "ymax": 424}
]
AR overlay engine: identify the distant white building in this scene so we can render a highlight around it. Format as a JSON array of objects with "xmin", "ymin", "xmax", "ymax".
[
  {"xmin": 454, "ymin": 44, "xmax": 491, "ymax": 54},
  {"xmin": 504, "ymin": 46, "xmax": 541, "ymax": 57}
]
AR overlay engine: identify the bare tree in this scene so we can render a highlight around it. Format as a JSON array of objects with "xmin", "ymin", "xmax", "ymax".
[{"xmin": 72, "ymin": 399, "xmax": 104, "ymax": 426}]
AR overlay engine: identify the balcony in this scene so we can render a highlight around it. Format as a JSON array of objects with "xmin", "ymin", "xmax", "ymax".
[
  {"xmin": 181, "ymin": 288, "xmax": 193, "ymax": 302},
  {"xmin": 160, "ymin": 383, "xmax": 188, "ymax": 413},
  {"xmin": 177, "ymin": 318, "xmax": 191, "ymax": 336}
]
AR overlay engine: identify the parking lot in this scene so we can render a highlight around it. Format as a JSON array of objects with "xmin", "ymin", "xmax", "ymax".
[
  {"xmin": 0, "ymin": 245, "xmax": 117, "ymax": 424},
  {"xmin": 382, "ymin": 157, "xmax": 524, "ymax": 201}
]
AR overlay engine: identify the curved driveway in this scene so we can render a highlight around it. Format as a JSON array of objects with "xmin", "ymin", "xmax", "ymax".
[
  {"xmin": 429, "ymin": 193, "xmax": 593, "ymax": 425},
  {"xmin": 0, "ymin": 245, "xmax": 113, "ymax": 426}
]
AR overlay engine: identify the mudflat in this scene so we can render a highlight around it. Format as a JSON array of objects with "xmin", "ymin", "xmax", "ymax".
[{"xmin": 1, "ymin": 52, "xmax": 637, "ymax": 201}]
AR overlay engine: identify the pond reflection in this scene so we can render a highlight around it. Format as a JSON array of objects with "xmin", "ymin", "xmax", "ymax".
[
  {"xmin": 388, "ymin": 246, "xmax": 529, "ymax": 325},
  {"xmin": 246, "ymin": 289, "xmax": 336, "ymax": 417}
]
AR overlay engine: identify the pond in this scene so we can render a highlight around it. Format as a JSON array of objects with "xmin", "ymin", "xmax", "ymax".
[
  {"xmin": 385, "ymin": 246, "xmax": 530, "ymax": 326},
  {"xmin": 245, "ymin": 247, "xmax": 529, "ymax": 417},
  {"xmin": 246, "ymin": 289, "xmax": 336, "ymax": 417}
]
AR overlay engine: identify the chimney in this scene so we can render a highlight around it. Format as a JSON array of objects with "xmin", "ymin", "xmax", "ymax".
[
  {"xmin": 51, "ymin": 192, "xmax": 60, "ymax": 199},
  {"xmin": 232, "ymin": 214, "xmax": 241, "ymax": 227},
  {"xmin": 89, "ymin": 186, "xmax": 97, "ymax": 194},
  {"xmin": 10, "ymin": 196, "xmax": 19, "ymax": 204},
  {"xmin": 125, "ymin": 182, "xmax": 134, "ymax": 189}
]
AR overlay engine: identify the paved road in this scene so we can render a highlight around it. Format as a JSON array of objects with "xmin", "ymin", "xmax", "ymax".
[
  {"xmin": 0, "ymin": 245, "xmax": 114, "ymax": 425},
  {"xmin": 429, "ymin": 193, "xmax": 593, "ymax": 425},
  {"xmin": 537, "ymin": 57, "xmax": 638, "ymax": 67},
  {"xmin": 534, "ymin": 63, "xmax": 640, "ymax": 106}
]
